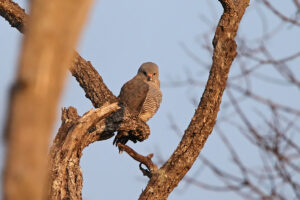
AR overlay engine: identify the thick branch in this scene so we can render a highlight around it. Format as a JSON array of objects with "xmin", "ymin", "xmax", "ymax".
[
  {"xmin": 70, "ymin": 52, "xmax": 117, "ymax": 108},
  {"xmin": 0, "ymin": 0, "xmax": 26, "ymax": 33},
  {"xmin": 0, "ymin": 0, "xmax": 118, "ymax": 108},
  {"xmin": 3, "ymin": 0, "xmax": 93, "ymax": 199},
  {"xmin": 49, "ymin": 103, "xmax": 150, "ymax": 199},
  {"xmin": 139, "ymin": 0, "xmax": 249, "ymax": 199},
  {"xmin": 49, "ymin": 103, "xmax": 119, "ymax": 200}
]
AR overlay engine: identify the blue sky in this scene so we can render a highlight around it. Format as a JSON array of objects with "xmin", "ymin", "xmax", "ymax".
[{"xmin": 1, "ymin": 0, "xmax": 300, "ymax": 199}]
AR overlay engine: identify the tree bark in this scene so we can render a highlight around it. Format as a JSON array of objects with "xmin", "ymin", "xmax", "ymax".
[
  {"xmin": 1, "ymin": 0, "xmax": 250, "ymax": 199},
  {"xmin": 2, "ymin": 0, "xmax": 93, "ymax": 199},
  {"xmin": 48, "ymin": 103, "xmax": 150, "ymax": 199},
  {"xmin": 0, "ymin": 0, "xmax": 118, "ymax": 108},
  {"xmin": 138, "ymin": 0, "xmax": 249, "ymax": 199},
  {"xmin": 0, "ymin": 0, "xmax": 27, "ymax": 33},
  {"xmin": 70, "ymin": 52, "xmax": 117, "ymax": 108}
]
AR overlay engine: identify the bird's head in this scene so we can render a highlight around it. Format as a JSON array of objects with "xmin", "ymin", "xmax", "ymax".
[{"xmin": 138, "ymin": 62, "xmax": 159, "ymax": 82}]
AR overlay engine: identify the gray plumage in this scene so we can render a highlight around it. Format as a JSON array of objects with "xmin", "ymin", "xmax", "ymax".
[
  {"xmin": 114, "ymin": 62, "xmax": 162, "ymax": 146},
  {"xmin": 118, "ymin": 62, "xmax": 162, "ymax": 122}
]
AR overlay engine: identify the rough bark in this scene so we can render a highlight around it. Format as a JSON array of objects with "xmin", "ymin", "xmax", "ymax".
[
  {"xmin": 0, "ymin": 0, "xmax": 117, "ymax": 108},
  {"xmin": 0, "ymin": 0, "xmax": 26, "ymax": 33},
  {"xmin": 2, "ymin": 0, "xmax": 93, "ymax": 199},
  {"xmin": 70, "ymin": 52, "xmax": 117, "ymax": 108},
  {"xmin": 48, "ymin": 103, "xmax": 150, "ymax": 200},
  {"xmin": 138, "ymin": 0, "xmax": 249, "ymax": 199}
]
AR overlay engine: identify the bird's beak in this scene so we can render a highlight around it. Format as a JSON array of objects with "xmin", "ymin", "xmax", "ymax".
[{"xmin": 147, "ymin": 73, "xmax": 153, "ymax": 81}]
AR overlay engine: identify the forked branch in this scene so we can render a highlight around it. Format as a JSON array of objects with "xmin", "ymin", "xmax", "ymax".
[{"xmin": 49, "ymin": 103, "xmax": 150, "ymax": 199}]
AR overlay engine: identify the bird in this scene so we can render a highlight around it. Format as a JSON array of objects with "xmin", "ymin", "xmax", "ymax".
[{"xmin": 113, "ymin": 62, "xmax": 162, "ymax": 146}]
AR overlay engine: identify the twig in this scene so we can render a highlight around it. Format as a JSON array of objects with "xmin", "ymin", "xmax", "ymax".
[
  {"xmin": 118, "ymin": 143, "xmax": 158, "ymax": 178},
  {"xmin": 262, "ymin": 0, "xmax": 300, "ymax": 26}
]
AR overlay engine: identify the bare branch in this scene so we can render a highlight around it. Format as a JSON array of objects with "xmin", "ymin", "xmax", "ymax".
[
  {"xmin": 139, "ymin": 0, "xmax": 250, "ymax": 199},
  {"xmin": 118, "ymin": 143, "xmax": 158, "ymax": 178},
  {"xmin": 262, "ymin": 0, "xmax": 300, "ymax": 26},
  {"xmin": 0, "ymin": 0, "xmax": 26, "ymax": 33},
  {"xmin": 49, "ymin": 103, "xmax": 150, "ymax": 199},
  {"xmin": 0, "ymin": 0, "xmax": 118, "ymax": 108},
  {"xmin": 3, "ymin": 0, "xmax": 93, "ymax": 199}
]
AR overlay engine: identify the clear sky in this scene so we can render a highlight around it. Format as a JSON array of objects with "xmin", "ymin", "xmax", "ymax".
[{"xmin": 1, "ymin": 0, "xmax": 299, "ymax": 199}]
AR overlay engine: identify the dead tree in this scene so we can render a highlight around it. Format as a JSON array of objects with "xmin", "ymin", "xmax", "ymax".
[{"xmin": 0, "ymin": 0, "xmax": 250, "ymax": 199}]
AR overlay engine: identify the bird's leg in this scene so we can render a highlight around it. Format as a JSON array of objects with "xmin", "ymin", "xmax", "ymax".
[{"xmin": 113, "ymin": 130, "xmax": 129, "ymax": 146}]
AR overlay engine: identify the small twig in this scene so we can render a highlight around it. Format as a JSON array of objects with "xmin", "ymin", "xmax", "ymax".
[
  {"xmin": 118, "ymin": 143, "xmax": 158, "ymax": 178},
  {"xmin": 262, "ymin": 0, "xmax": 300, "ymax": 26}
]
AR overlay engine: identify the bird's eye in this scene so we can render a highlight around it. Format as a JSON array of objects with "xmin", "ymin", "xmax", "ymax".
[
  {"xmin": 143, "ymin": 71, "xmax": 147, "ymax": 76},
  {"xmin": 153, "ymin": 73, "xmax": 156, "ymax": 76}
]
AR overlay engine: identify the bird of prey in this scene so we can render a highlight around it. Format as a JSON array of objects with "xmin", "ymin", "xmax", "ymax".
[{"xmin": 113, "ymin": 62, "xmax": 162, "ymax": 145}]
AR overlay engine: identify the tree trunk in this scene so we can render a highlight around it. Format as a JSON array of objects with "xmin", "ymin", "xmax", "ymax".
[{"xmin": 2, "ymin": 0, "xmax": 93, "ymax": 199}]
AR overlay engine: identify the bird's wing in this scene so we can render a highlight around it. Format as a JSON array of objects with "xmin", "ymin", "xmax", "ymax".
[{"xmin": 118, "ymin": 76, "xmax": 149, "ymax": 115}]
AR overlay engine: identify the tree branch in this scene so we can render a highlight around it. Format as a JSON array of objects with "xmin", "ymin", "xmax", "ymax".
[
  {"xmin": 0, "ymin": 0, "xmax": 149, "ymax": 144},
  {"xmin": 0, "ymin": 0, "xmax": 118, "ymax": 108},
  {"xmin": 139, "ymin": 0, "xmax": 249, "ymax": 199},
  {"xmin": 48, "ymin": 103, "xmax": 150, "ymax": 199},
  {"xmin": 70, "ymin": 52, "xmax": 117, "ymax": 108},
  {"xmin": 0, "ymin": 0, "xmax": 26, "ymax": 33},
  {"xmin": 2, "ymin": 0, "xmax": 93, "ymax": 199},
  {"xmin": 1, "ymin": 2, "xmax": 152, "ymax": 199},
  {"xmin": 118, "ymin": 143, "xmax": 158, "ymax": 178}
]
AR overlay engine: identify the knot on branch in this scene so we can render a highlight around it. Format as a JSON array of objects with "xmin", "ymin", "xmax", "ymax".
[
  {"xmin": 61, "ymin": 106, "xmax": 80, "ymax": 124},
  {"xmin": 51, "ymin": 107, "xmax": 80, "ymax": 147},
  {"xmin": 222, "ymin": 38, "xmax": 237, "ymax": 57}
]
